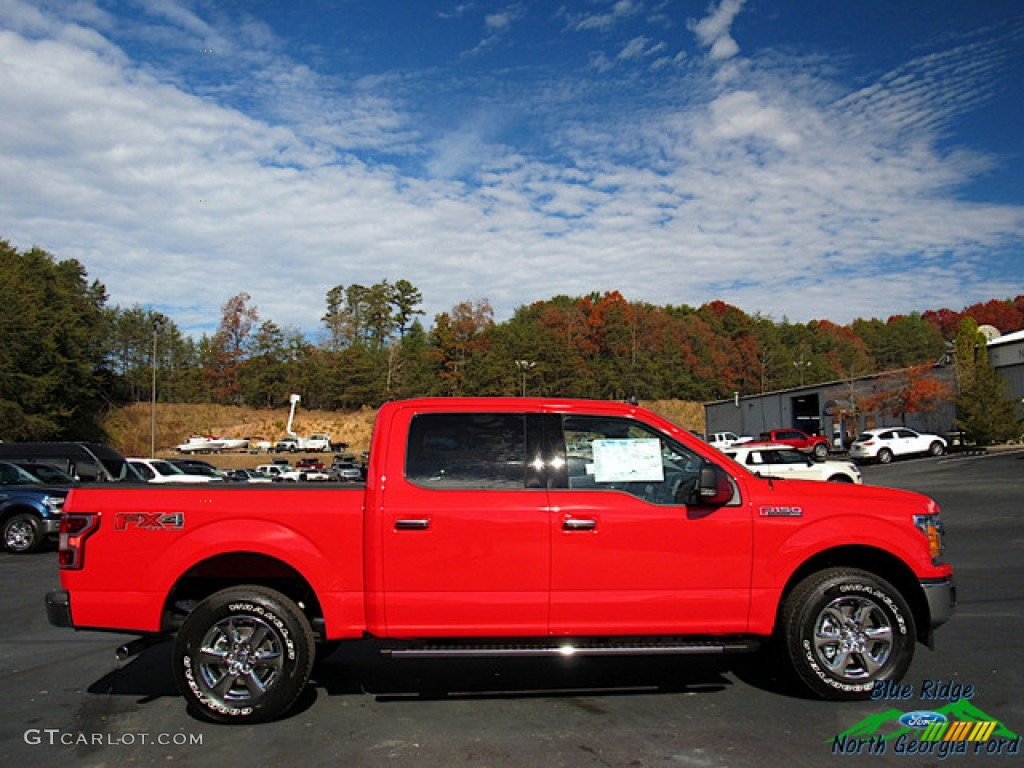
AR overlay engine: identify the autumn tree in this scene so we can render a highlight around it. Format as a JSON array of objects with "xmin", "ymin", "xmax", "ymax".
[
  {"xmin": 432, "ymin": 299, "xmax": 495, "ymax": 396},
  {"xmin": 206, "ymin": 292, "xmax": 259, "ymax": 404},
  {"xmin": 859, "ymin": 362, "xmax": 953, "ymax": 426}
]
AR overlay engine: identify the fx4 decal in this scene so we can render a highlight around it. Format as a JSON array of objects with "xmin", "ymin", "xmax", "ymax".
[{"xmin": 114, "ymin": 512, "xmax": 185, "ymax": 531}]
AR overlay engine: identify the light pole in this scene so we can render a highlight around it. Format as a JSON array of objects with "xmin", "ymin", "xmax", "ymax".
[
  {"xmin": 516, "ymin": 360, "xmax": 536, "ymax": 397},
  {"xmin": 794, "ymin": 354, "xmax": 811, "ymax": 386},
  {"xmin": 150, "ymin": 314, "xmax": 166, "ymax": 458}
]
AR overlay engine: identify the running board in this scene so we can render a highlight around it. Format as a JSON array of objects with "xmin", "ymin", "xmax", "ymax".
[{"xmin": 382, "ymin": 638, "xmax": 759, "ymax": 659}]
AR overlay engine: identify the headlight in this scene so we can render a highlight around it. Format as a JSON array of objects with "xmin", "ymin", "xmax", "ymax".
[
  {"xmin": 42, "ymin": 495, "xmax": 65, "ymax": 513},
  {"xmin": 914, "ymin": 513, "xmax": 945, "ymax": 563}
]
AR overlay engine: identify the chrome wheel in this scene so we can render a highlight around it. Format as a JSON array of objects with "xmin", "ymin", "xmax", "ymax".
[
  {"xmin": 174, "ymin": 586, "xmax": 314, "ymax": 723},
  {"xmin": 781, "ymin": 568, "xmax": 915, "ymax": 700},
  {"xmin": 811, "ymin": 595, "xmax": 893, "ymax": 681},
  {"xmin": 3, "ymin": 514, "xmax": 42, "ymax": 553},
  {"xmin": 197, "ymin": 616, "xmax": 285, "ymax": 708}
]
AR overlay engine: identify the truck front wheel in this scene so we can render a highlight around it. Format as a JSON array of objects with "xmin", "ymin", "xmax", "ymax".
[
  {"xmin": 780, "ymin": 568, "xmax": 915, "ymax": 700},
  {"xmin": 173, "ymin": 586, "xmax": 315, "ymax": 724}
]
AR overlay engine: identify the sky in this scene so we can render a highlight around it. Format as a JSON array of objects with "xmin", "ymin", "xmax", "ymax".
[{"xmin": 1, "ymin": 0, "xmax": 1022, "ymax": 337}]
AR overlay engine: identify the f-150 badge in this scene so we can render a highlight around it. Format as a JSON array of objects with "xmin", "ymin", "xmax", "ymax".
[{"xmin": 759, "ymin": 506, "xmax": 803, "ymax": 517}]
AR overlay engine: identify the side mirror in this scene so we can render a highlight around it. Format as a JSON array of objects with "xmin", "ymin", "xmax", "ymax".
[{"xmin": 698, "ymin": 464, "xmax": 734, "ymax": 506}]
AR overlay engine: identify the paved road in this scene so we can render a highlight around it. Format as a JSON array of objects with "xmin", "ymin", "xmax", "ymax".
[{"xmin": 3, "ymin": 450, "xmax": 1022, "ymax": 767}]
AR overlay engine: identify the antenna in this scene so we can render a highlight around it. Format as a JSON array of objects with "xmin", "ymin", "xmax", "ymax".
[{"xmin": 977, "ymin": 325, "xmax": 1001, "ymax": 343}]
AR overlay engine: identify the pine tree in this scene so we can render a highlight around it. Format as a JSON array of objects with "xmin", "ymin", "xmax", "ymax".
[{"xmin": 953, "ymin": 318, "xmax": 1020, "ymax": 444}]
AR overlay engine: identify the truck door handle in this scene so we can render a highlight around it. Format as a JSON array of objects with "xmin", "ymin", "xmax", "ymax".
[
  {"xmin": 394, "ymin": 518, "xmax": 431, "ymax": 531},
  {"xmin": 562, "ymin": 518, "xmax": 597, "ymax": 532}
]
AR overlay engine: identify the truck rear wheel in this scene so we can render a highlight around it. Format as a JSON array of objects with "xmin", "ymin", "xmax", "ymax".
[
  {"xmin": 173, "ymin": 586, "xmax": 315, "ymax": 723},
  {"xmin": 780, "ymin": 568, "xmax": 915, "ymax": 700},
  {"xmin": 3, "ymin": 512, "xmax": 44, "ymax": 553}
]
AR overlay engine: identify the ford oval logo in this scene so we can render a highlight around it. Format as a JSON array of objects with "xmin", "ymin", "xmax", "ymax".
[{"xmin": 899, "ymin": 711, "xmax": 948, "ymax": 729}]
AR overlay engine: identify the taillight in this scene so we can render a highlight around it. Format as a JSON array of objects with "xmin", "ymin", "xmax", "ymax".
[{"xmin": 58, "ymin": 513, "xmax": 99, "ymax": 570}]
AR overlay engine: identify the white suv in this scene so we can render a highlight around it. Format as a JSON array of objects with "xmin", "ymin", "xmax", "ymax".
[
  {"xmin": 127, "ymin": 458, "xmax": 220, "ymax": 483},
  {"xmin": 850, "ymin": 428, "xmax": 946, "ymax": 464},
  {"xmin": 723, "ymin": 444, "xmax": 862, "ymax": 484}
]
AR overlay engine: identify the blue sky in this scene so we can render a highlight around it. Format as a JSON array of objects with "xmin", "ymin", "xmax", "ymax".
[{"xmin": 1, "ymin": 1, "xmax": 1022, "ymax": 336}]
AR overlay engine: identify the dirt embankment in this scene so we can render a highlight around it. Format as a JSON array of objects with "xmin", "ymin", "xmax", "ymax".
[
  {"xmin": 103, "ymin": 400, "xmax": 706, "ymax": 469},
  {"xmin": 104, "ymin": 403, "xmax": 379, "ymax": 467}
]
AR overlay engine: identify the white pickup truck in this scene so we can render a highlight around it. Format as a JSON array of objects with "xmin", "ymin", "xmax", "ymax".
[
  {"xmin": 273, "ymin": 433, "xmax": 333, "ymax": 453},
  {"xmin": 255, "ymin": 463, "xmax": 329, "ymax": 482},
  {"xmin": 708, "ymin": 431, "xmax": 753, "ymax": 450}
]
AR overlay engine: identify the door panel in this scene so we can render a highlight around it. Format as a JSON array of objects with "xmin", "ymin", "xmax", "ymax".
[
  {"xmin": 548, "ymin": 415, "xmax": 752, "ymax": 636},
  {"xmin": 380, "ymin": 411, "xmax": 550, "ymax": 636}
]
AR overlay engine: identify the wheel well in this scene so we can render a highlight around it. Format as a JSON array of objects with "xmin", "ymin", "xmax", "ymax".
[
  {"xmin": 777, "ymin": 546, "xmax": 930, "ymax": 646},
  {"xmin": 0, "ymin": 505, "xmax": 42, "ymax": 523},
  {"xmin": 162, "ymin": 552, "xmax": 325, "ymax": 635}
]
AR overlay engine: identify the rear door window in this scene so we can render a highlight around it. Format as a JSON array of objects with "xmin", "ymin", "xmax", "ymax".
[{"xmin": 406, "ymin": 413, "xmax": 527, "ymax": 489}]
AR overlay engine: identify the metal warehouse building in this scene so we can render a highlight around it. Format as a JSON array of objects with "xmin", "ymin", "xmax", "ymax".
[
  {"xmin": 704, "ymin": 328, "xmax": 1023, "ymax": 449},
  {"xmin": 987, "ymin": 328, "xmax": 1024, "ymax": 420}
]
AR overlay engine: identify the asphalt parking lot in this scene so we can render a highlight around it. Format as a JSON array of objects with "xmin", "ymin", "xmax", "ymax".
[{"xmin": 3, "ymin": 450, "xmax": 1022, "ymax": 767}]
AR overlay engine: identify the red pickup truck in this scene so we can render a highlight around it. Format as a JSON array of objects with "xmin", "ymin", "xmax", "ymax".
[
  {"xmin": 47, "ymin": 397, "xmax": 955, "ymax": 723},
  {"xmin": 750, "ymin": 428, "xmax": 832, "ymax": 458}
]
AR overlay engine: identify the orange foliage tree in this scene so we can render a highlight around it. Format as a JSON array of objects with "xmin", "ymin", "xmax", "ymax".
[{"xmin": 858, "ymin": 362, "xmax": 953, "ymax": 425}]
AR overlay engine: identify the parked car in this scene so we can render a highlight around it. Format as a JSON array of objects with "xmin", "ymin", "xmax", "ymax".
[
  {"xmin": 305, "ymin": 433, "xmax": 333, "ymax": 452},
  {"xmin": 295, "ymin": 458, "xmax": 326, "ymax": 471},
  {"xmin": 9, "ymin": 461, "xmax": 76, "ymax": 485},
  {"xmin": 723, "ymin": 444, "xmax": 862, "ymax": 484},
  {"xmin": 0, "ymin": 442, "xmax": 135, "ymax": 482},
  {"xmin": 167, "ymin": 459, "xmax": 223, "ymax": 479},
  {"xmin": 127, "ymin": 458, "xmax": 222, "ymax": 483},
  {"xmin": 330, "ymin": 459, "xmax": 363, "ymax": 482},
  {"xmin": 273, "ymin": 437, "xmax": 301, "ymax": 453},
  {"xmin": 849, "ymin": 428, "xmax": 947, "ymax": 464},
  {"xmin": 254, "ymin": 463, "xmax": 329, "ymax": 482},
  {"xmin": 708, "ymin": 431, "xmax": 753, "ymax": 450},
  {"xmin": 749, "ymin": 429, "xmax": 831, "ymax": 458},
  {"xmin": 223, "ymin": 468, "xmax": 275, "ymax": 483},
  {"xmin": 0, "ymin": 461, "xmax": 67, "ymax": 553}
]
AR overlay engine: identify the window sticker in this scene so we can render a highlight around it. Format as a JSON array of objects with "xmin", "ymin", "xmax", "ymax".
[{"xmin": 591, "ymin": 439, "xmax": 664, "ymax": 483}]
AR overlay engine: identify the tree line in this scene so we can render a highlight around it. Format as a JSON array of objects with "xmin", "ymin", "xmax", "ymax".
[{"xmin": 2, "ymin": 239, "xmax": 1021, "ymax": 442}]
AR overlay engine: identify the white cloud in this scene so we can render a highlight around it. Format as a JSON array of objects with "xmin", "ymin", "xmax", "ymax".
[
  {"xmin": 571, "ymin": 0, "xmax": 642, "ymax": 32},
  {"xmin": 0, "ymin": 0, "xmax": 1021, "ymax": 337},
  {"xmin": 691, "ymin": 0, "xmax": 745, "ymax": 60},
  {"xmin": 704, "ymin": 90, "xmax": 801, "ymax": 149}
]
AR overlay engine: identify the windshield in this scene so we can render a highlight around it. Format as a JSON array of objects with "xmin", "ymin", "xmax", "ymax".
[
  {"xmin": 18, "ymin": 464, "xmax": 75, "ymax": 483},
  {"xmin": 151, "ymin": 460, "xmax": 184, "ymax": 476},
  {"xmin": 0, "ymin": 461, "xmax": 42, "ymax": 485}
]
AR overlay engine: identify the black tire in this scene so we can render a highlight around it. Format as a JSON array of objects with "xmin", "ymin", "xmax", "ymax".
[
  {"xmin": 813, "ymin": 442, "xmax": 828, "ymax": 459},
  {"xmin": 827, "ymin": 474, "xmax": 854, "ymax": 483},
  {"xmin": 173, "ymin": 586, "xmax": 315, "ymax": 724},
  {"xmin": 780, "ymin": 568, "xmax": 915, "ymax": 700},
  {"xmin": 877, "ymin": 448, "xmax": 893, "ymax": 464},
  {"xmin": 3, "ymin": 512, "xmax": 44, "ymax": 554},
  {"xmin": 928, "ymin": 441, "xmax": 945, "ymax": 457}
]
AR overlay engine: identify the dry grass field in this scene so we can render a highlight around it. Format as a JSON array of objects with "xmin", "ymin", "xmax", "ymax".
[{"xmin": 103, "ymin": 399, "xmax": 707, "ymax": 469}]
